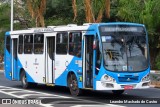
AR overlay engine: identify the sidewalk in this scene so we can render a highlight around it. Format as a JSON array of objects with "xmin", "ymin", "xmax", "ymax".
[
  {"xmin": 0, "ymin": 70, "xmax": 4, "ymax": 72},
  {"xmin": 150, "ymin": 81, "xmax": 160, "ymax": 88}
]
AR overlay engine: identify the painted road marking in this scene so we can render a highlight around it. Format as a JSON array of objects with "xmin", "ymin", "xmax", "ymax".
[
  {"xmin": 0, "ymin": 85, "xmax": 126, "ymax": 107},
  {"xmin": 0, "ymin": 85, "xmax": 70, "ymax": 98},
  {"xmin": 71, "ymin": 104, "xmax": 126, "ymax": 107},
  {"xmin": 0, "ymin": 85, "xmax": 70, "ymax": 107}
]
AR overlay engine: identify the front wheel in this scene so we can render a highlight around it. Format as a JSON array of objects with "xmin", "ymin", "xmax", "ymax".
[
  {"xmin": 112, "ymin": 90, "xmax": 124, "ymax": 95},
  {"xmin": 68, "ymin": 74, "xmax": 81, "ymax": 96}
]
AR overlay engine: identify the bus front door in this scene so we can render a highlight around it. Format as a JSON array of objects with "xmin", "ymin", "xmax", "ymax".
[
  {"xmin": 12, "ymin": 38, "xmax": 18, "ymax": 80},
  {"xmin": 46, "ymin": 37, "xmax": 55, "ymax": 83},
  {"xmin": 84, "ymin": 35, "xmax": 94, "ymax": 88}
]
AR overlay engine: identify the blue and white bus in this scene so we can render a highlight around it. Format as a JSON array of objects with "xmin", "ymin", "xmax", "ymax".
[{"xmin": 4, "ymin": 22, "xmax": 150, "ymax": 96}]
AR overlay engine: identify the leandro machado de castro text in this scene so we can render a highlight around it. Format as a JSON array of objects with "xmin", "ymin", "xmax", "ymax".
[{"xmin": 109, "ymin": 99, "xmax": 158, "ymax": 104}]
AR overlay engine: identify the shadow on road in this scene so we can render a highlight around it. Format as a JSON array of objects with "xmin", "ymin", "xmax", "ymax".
[{"xmin": 14, "ymin": 84, "xmax": 145, "ymax": 101}]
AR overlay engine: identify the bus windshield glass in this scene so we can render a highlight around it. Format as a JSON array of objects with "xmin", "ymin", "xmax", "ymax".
[{"xmin": 99, "ymin": 25, "xmax": 148, "ymax": 72}]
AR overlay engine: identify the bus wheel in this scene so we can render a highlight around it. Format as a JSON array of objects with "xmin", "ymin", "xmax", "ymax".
[
  {"xmin": 68, "ymin": 74, "xmax": 80, "ymax": 96},
  {"xmin": 112, "ymin": 90, "xmax": 124, "ymax": 95},
  {"xmin": 21, "ymin": 72, "xmax": 29, "ymax": 89}
]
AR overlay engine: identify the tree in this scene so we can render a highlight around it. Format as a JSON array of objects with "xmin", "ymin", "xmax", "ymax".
[
  {"xmin": 116, "ymin": 0, "xmax": 160, "ymax": 69},
  {"xmin": 72, "ymin": 0, "xmax": 111, "ymax": 23},
  {"xmin": 13, "ymin": 0, "xmax": 32, "ymax": 29},
  {"xmin": 0, "ymin": 2, "xmax": 10, "ymax": 54},
  {"xmin": 45, "ymin": 0, "xmax": 74, "ymax": 26},
  {"xmin": 27, "ymin": 0, "xmax": 46, "ymax": 27}
]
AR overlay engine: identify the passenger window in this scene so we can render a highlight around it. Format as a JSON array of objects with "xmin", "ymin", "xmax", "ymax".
[
  {"xmin": 69, "ymin": 32, "xmax": 82, "ymax": 57},
  {"xmin": 56, "ymin": 32, "xmax": 68, "ymax": 54},
  {"xmin": 34, "ymin": 34, "xmax": 44, "ymax": 54},
  {"xmin": 48, "ymin": 37, "xmax": 55, "ymax": 60},
  {"xmin": 18, "ymin": 35, "xmax": 23, "ymax": 54},
  {"xmin": 24, "ymin": 34, "xmax": 33, "ymax": 54}
]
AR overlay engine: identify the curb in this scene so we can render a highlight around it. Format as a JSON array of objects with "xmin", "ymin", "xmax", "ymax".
[
  {"xmin": 0, "ymin": 70, "xmax": 4, "ymax": 72},
  {"xmin": 150, "ymin": 70, "xmax": 160, "ymax": 74},
  {"xmin": 150, "ymin": 85, "xmax": 160, "ymax": 88}
]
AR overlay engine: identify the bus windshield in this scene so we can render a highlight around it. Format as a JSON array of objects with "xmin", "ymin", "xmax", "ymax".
[{"xmin": 99, "ymin": 25, "xmax": 148, "ymax": 72}]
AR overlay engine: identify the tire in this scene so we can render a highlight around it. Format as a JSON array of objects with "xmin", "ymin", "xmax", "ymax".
[
  {"xmin": 20, "ymin": 71, "xmax": 29, "ymax": 89},
  {"xmin": 67, "ymin": 74, "xmax": 81, "ymax": 96},
  {"xmin": 112, "ymin": 90, "xmax": 124, "ymax": 95}
]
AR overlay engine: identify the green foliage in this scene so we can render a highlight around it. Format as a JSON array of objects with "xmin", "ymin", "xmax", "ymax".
[
  {"xmin": 117, "ymin": 0, "xmax": 141, "ymax": 22},
  {"xmin": 45, "ymin": 17, "xmax": 73, "ymax": 26},
  {"xmin": 117, "ymin": 0, "xmax": 160, "ymax": 35},
  {"xmin": 0, "ymin": 3, "xmax": 10, "ymax": 30},
  {"xmin": 45, "ymin": 0, "xmax": 72, "ymax": 25},
  {"xmin": 116, "ymin": 0, "xmax": 160, "ymax": 69},
  {"xmin": 92, "ymin": 0, "xmax": 106, "ymax": 18},
  {"xmin": 0, "ymin": 31, "xmax": 4, "ymax": 55},
  {"xmin": 155, "ymin": 53, "xmax": 160, "ymax": 70},
  {"xmin": 0, "ymin": 3, "xmax": 10, "ymax": 55}
]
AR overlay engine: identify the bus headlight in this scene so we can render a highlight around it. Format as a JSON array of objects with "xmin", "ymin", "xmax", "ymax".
[
  {"xmin": 101, "ymin": 75, "xmax": 115, "ymax": 82},
  {"xmin": 142, "ymin": 74, "xmax": 150, "ymax": 82}
]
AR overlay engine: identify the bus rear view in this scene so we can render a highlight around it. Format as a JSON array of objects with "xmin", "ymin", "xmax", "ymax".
[{"xmin": 96, "ymin": 23, "xmax": 150, "ymax": 94}]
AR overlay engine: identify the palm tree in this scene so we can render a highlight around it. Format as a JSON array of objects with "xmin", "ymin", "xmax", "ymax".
[
  {"xmin": 72, "ymin": 0, "xmax": 110, "ymax": 23},
  {"xmin": 27, "ymin": 0, "xmax": 46, "ymax": 27}
]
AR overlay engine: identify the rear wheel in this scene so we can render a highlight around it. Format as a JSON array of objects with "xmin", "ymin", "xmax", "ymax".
[
  {"xmin": 112, "ymin": 90, "xmax": 124, "ymax": 95},
  {"xmin": 68, "ymin": 74, "xmax": 81, "ymax": 96},
  {"xmin": 21, "ymin": 71, "xmax": 29, "ymax": 89}
]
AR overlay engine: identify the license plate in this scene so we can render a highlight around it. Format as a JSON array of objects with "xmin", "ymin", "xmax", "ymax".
[{"xmin": 124, "ymin": 85, "xmax": 133, "ymax": 90}]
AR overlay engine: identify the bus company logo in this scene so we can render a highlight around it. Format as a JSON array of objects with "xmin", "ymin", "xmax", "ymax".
[
  {"xmin": 33, "ymin": 58, "xmax": 39, "ymax": 65},
  {"xmin": 35, "ymin": 58, "xmax": 37, "ymax": 63},
  {"xmin": 2, "ymin": 99, "xmax": 11, "ymax": 104}
]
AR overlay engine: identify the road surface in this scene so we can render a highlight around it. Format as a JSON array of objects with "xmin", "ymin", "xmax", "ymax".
[{"xmin": 0, "ymin": 71, "xmax": 160, "ymax": 107}]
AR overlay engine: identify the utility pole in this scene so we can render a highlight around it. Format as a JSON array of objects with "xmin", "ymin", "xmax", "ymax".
[{"xmin": 11, "ymin": 0, "xmax": 13, "ymax": 31}]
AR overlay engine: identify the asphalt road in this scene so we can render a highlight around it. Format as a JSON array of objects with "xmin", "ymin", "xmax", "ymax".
[{"xmin": 0, "ymin": 71, "xmax": 160, "ymax": 107}]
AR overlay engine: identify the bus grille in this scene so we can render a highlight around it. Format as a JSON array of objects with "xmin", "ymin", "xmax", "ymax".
[{"xmin": 118, "ymin": 76, "xmax": 139, "ymax": 82}]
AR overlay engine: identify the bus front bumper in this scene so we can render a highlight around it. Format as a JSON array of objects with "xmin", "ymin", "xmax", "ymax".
[{"xmin": 96, "ymin": 81, "xmax": 150, "ymax": 90}]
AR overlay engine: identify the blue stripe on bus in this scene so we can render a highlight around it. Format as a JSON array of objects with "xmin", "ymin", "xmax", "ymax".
[
  {"xmin": 4, "ymin": 50, "xmax": 12, "ymax": 80},
  {"xmin": 5, "ymin": 49, "xmax": 35, "ymax": 82},
  {"xmin": 55, "ymin": 56, "xmax": 83, "ymax": 88},
  {"xmin": 5, "ymin": 32, "xmax": 10, "ymax": 36},
  {"xmin": 16, "ymin": 58, "xmax": 35, "ymax": 82},
  {"xmin": 25, "ymin": 71, "xmax": 35, "ymax": 83}
]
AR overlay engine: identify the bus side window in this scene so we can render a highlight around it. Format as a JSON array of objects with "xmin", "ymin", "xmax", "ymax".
[
  {"xmin": 69, "ymin": 32, "xmax": 82, "ymax": 58},
  {"xmin": 24, "ymin": 34, "xmax": 33, "ymax": 54},
  {"xmin": 56, "ymin": 32, "xmax": 68, "ymax": 54},
  {"xmin": 34, "ymin": 34, "xmax": 44, "ymax": 54},
  {"xmin": 18, "ymin": 35, "xmax": 23, "ymax": 54}
]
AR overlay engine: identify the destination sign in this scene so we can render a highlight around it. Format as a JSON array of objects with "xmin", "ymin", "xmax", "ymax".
[
  {"xmin": 102, "ymin": 27, "xmax": 138, "ymax": 32},
  {"xmin": 99, "ymin": 25, "xmax": 145, "ymax": 35}
]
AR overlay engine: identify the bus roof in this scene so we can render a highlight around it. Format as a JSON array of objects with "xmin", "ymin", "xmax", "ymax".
[{"xmin": 7, "ymin": 22, "xmax": 145, "ymax": 35}]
